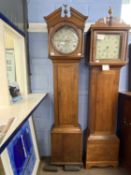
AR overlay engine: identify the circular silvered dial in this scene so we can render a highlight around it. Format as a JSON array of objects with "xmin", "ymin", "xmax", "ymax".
[{"xmin": 52, "ymin": 26, "xmax": 79, "ymax": 54}]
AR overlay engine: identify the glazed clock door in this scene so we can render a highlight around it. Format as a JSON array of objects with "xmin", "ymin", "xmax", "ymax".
[
  {"xmin": 95, "ymin": 33, "xmax": 121, "ymax": 60},
  {"xmin": 54, "ymin": 63, "xmax": 78, "ymax": 126},
  {"xmin": 52, "ymin": 26, "xmax": 79, "ymax": 54}
]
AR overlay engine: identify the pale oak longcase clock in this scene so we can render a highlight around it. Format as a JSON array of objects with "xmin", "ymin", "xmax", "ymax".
[
  {"xmin": 44, "ymin": 6, "xmax": 87, "ymax": 165},
  {"xmin": 85, "ymin": 10, "xmax": 130, "ymax": 168}
]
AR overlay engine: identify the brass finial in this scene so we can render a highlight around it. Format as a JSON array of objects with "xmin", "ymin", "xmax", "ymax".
[
  {"xmin": 108, "ymin": 7, "xmax": 113, "ymax": 25},
  {"xmin": 108, "ymin": 7, "xmax": 112, "ymax": 17}
]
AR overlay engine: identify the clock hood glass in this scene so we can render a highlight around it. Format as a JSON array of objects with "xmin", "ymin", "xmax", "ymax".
[
  {"xmin": 96, "ymin": 34, "xmax": 120, "ymax": 60},
  {"xmin": 52, "ymin": 26, "xmax": 79, "ymax": 54}
]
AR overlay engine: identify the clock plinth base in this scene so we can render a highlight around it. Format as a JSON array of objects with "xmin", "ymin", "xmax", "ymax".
[
  {"xmin": 85, "ymin": 134, "xmax": 119, "ymax": 168},
  {"xmin": 86, "ymin": 161, "xmax": 118, "ymax": 169},
  {"xmin": 51, "ymin": 126, "xmax": 82, "ymax": 165}
]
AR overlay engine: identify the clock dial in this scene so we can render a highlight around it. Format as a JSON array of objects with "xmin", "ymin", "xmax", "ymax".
[
  {"xmin": 96, "ymin": 34, "xmax": 120, "ymax": 60},
  {"xmin": 52, "ymin": 26, "xmax": 79, "ymax": 54}
]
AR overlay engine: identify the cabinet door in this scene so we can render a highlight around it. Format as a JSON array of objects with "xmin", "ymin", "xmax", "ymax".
[
  {"xmin": 7, "ymin": 121, "xmax": 36, "ymax": 175},
  {"xmin": 121, "ymin": 125, "xmax": 131, "ymax": 171},
  {"xmin": 121, "ymin": 97, "xmax": 131, "ymax": 172},
  {"xmin": 54, "ymin": 63, "xmax": 78, "ymax": 126},
  {"xmin": 8, "ymin": 134, "xmax": 27, "ymax": 175},
  {"xmin": 54, "ymin": 63, "xmax": 78, "ymax": 125}
]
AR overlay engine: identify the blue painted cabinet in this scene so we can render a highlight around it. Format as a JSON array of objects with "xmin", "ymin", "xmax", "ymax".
[{"xmin": 7, "ymin": 121, "xmax": 36, "ymax": 175}]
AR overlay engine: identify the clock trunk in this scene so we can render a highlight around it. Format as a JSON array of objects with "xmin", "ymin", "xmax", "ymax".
[{"xmin": 86, "ymin": 67, "xmax": 120, "ymax": 168}]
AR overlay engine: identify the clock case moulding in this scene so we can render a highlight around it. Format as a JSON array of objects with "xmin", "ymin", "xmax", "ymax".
[{"xmin": 44, "ymin": 7, "xmax": 87, "ymax": 165}]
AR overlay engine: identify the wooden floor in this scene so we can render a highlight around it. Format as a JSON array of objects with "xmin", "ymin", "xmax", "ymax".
[{"xmin": 37, "ymin": 160, "xmax": 129, "ymax": 175}]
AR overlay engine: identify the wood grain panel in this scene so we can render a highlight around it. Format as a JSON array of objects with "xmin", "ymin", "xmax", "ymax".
[
  {"xmin": 86, "ymin": 67, "xmax": 120, "ymax": 168},
  {"xmin": 54, "ymin": 63, "xmax": 78, "ymax": 126},
  {"xmin": 118, "ymin": 93, "xmax": 131, "ymax": 174},
  {"xmin": 86, "ymin": 135, "xmax": 119, "ymax": 168},
  {"xmin": 95, "ymin": 69, "xmax": 119, "ymax": 133},
  {"xmin": 51, "ymin": 127, "xmax": 82, "ymax": 164},
  {"xmin": 89, "ymin": 68, "xmax": 120, "ymax": 134}
]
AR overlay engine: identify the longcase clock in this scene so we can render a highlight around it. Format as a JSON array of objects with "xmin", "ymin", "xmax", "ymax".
[
  {"xmin": 44, "ymin": 6, "xmax": 87, "ymax": 165},
  {"xmin": 85, "ymin": 9, "xmax": 130, "ymax": 168}
]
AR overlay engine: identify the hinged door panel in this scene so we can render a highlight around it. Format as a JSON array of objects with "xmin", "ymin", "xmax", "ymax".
[{"xmin": 54, "ymin": 63, "xmax": 78, "ymax": 126}]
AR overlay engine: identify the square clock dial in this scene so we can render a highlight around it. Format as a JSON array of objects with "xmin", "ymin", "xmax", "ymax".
[{"xmin": 96, "ymin": 34, "xmax": 121, "ymax": 60}]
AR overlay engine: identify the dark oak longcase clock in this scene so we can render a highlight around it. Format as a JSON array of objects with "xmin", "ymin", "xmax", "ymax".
[
  {"xmin": 85, "ymin": 10, "xmax": 130, "ymax": 168},
  {"xmin": 44, "ymin": 6, "xmax": 87, "ymax": 165}
]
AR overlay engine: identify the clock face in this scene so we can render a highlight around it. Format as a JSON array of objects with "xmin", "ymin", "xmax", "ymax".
[
  {"xmin": 96, "ymin": 34, "xmax": 121, "ymax": 60},
  {"xmin": 51, "ymin": 26, "xmax": 79, "ymax": 54}
]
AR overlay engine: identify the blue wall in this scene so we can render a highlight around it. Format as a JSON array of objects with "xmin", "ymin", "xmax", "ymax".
[
  {"xmin": 28, "ymin": 0, "xmax": 122, "ymax": 22},
  {"xmin": 28, "ymin": 0, "xmax": 130, "ymax": 156},
  {"xmin": 0, "ymin": 0, "xmax": 27, "ymax": 32}
]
